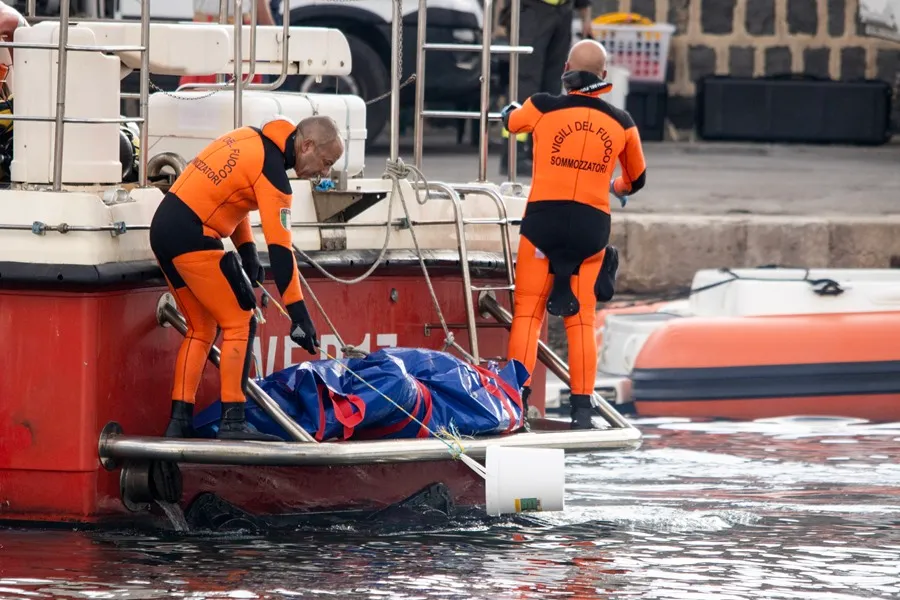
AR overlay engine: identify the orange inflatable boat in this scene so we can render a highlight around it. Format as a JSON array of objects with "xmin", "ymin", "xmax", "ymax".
[{"xmin": 630, "ymin": 311, "xmax": 900, "ymax": 421}]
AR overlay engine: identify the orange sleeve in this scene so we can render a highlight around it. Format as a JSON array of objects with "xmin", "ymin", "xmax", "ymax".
[
  {"xmin": 613, "ymin": 126, "xmax": 647, "ymax": 195},
  {"xmin": 254, "ymin": 146, "xmax": 304, "ymax": 306},
  {"xmin": 507, "ymin": 98, "xmax": 542, "ymax": 134},
  {"xmin": 230, "ymin": 216, "xmax": 254, "ymax": 248}
]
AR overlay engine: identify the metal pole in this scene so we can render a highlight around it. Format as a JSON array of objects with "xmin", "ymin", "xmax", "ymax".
[
  {"xmin": 98, "ymin": 420, "xmax": 641, "ymax": 467},
  {"xmin": 26, "ymin": 0, "xmax": 36, "ymax": 18},
  {"xmin": 246, "ymin": 0, "xmax": 258, "ymax": 82},
  {"xmin": 217, "ymin": 0, "xmax": 228, "ymax": 85},
  {"xmin": 245, "ymin": 10, "xmax": 290, "ymax": 90},
  {"xmin": 189, "ymin": 9, "xmax": 289, "ymax": 92},
  {"xmin": 389, "ymin": 0, "xmax": 402, "ymax": 162},
  {"xmin": 233, "ymin": 0, "xmax": 243, "ymax": 128},
  {"xmin": 477, "ymin": 293, "xmax": 633, "ymax": 429},
  {"xmin": 159, "ymin": 302, "xmax": 318, "ymax": 444},
  {"xmin": 431, "ymin": 182, "xmax": 480, "ymax": 362},
  {"xmin": 476, "ymin": 0, "xmax": 493, "ymax": 182},
  {"xmin": 138, "ymin": 0, "xmax": 150, "ymax": 187},
  {"xmin": 452, "ymin": 184, "xmax": 515, "ymax": 308},
  {"xmin": 507, "ymin": 0, "xmax": 521, "ymax": 181},
  {"xmin": 51, "ymin": 0, "xmax": 71, "ymax": 191},
  {"xmin": 412, "ymin": 0, "xmax": 427, "ymax": 169}
]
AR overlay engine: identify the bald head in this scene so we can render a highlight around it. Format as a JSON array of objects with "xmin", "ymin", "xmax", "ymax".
[
  {"xmin": 298, "ymin": 115, "xmax": 341, "ymax": 147},
  {"xmin": 293, "ymin": 115, "xmax": 345, "ymax": 179},
  {"xmin": 565, "ymin": 39, "xmax": 608, "ymax": 79}
]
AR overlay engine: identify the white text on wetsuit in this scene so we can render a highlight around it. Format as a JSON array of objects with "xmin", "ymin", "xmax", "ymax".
[{"xmin": 550, "ymin": 120, "xmax": 614, "ymax": 173}]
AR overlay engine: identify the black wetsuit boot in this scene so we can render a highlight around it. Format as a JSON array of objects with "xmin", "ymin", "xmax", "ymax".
[
  {"xmin": 218, "ymin": 402, "xmax": 284, "ymax": 442},
  {"xmin": 519, "ymin": 386, "xmax": 532, "ymax": 432},
  {"xmin": 164, "ymin": 400, "xmax": 195, "ymax": 438},
  {"xmin": 570, "ymin": 394, "xmax": 597, "ymax": 430}
]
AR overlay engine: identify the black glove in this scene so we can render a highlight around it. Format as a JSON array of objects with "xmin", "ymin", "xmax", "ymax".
[
  {"xmin": 500, "ymin": 102, "xmax": 521, "ymax": 131},
  {"xmin": 237, "ymin": 242, "xmax": 265, "ymax": 288},
  {"xmin": 287, "ymin": 299, "xmax": 318, "ymax": 355}
]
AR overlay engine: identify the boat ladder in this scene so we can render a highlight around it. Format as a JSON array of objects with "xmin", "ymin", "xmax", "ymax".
[{"xmin": 410, "ymin": 0, "xmax": 532, "ymax": 181}]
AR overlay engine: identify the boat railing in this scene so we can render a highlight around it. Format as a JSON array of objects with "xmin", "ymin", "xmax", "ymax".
[
  {"xmin": 8, "ymin": 0, "xmax": 151, "ymax": 191},
  {"xmin": 411, "ymin": 0, "xmax": 531, "ymax": 181}
]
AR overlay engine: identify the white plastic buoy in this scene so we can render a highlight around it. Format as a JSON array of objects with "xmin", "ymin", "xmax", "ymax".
[{"xmin": 479, "ymin": 446, "xmax": 566, "ymax": 516}]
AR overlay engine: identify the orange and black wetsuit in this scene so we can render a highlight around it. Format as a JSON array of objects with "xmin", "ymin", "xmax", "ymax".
[
  {"xmin": 504, "ymin": 77, "xmax": 646, "ymax": 428},
  {"xmin": 149, "ymin": 118, "xmax": 312, "ymax": 441}
]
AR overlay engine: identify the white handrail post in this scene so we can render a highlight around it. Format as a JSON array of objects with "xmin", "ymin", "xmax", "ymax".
[
  {"xmin": 138, "ymin": 0, "xmax": 150, "ymax": 186},
  {"xmin": 507, "ymin": 0, "xmax": 520, "ymax": 181},
  {"xmin": 476, "ymin": 0, "xmax": 493, "ymax": 182},
  {"xmin": 234, "ymin": 0, "xmax": 243, "ymax": 128},
  {"xmin": 51, "ymin": 0, "xmax": 71, "ymax": 191},
  {"xmin": 413, "ymin": 0, "xmax": 427, "ymax": 169},
  {"xmin": 389, "ymin": 0, "xmax": 402, "ymax": 163}
]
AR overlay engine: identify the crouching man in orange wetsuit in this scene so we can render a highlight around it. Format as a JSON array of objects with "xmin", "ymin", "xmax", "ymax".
[
  {"xmin": 149, "ymin": 115, "xmax": 344, "ymax": 441},
  {"xmin": 503, "ymin": 39, "xmax": 646, "ymax": 430}
]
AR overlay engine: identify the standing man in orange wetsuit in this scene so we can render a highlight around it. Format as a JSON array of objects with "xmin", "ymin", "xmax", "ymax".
[
  {"xmin": 503, "ymin": 39, "xmax": 646, "ymax": 429},
  {"xmin": 150, "ymin": 115, "xmax": 344, "ymax": 441}
]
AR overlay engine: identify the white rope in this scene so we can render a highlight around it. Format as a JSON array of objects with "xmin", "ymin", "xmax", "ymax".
[{"xmin": 292, "ymin": 158, "xmax": 456, "ymax": 354}]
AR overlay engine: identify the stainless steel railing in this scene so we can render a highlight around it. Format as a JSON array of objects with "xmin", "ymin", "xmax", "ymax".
[
  {"xmin": 412, "ymin": 0, "xmax": 531, "ymax": 181},
  {"xmin": 175, "ymin": 0, "xmax": 295, "ymax": 129},
  {"xmin": 9, "ymin": 0, "xmax": 150, "ymax": 190}
]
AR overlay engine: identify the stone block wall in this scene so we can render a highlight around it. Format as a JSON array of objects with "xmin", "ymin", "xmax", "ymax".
[{"xmin": 590, "ymin": 0, "xmax": 900, "ymax": 130}]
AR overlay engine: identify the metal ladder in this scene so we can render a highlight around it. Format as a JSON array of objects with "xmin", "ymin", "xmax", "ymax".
[{"xmin": 411, "ymin": 0, "xmax": 532, "ymax": 182}]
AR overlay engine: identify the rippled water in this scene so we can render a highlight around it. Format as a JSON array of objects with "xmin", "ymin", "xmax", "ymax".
[{"xmin": 2, "ymin": 416, "xmax": 900, "ymax": 599}]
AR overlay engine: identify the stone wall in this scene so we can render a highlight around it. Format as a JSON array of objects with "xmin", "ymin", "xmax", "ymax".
[{"xmin": 591, "ymin": 0, "xmax": 900, "ymax": 130}]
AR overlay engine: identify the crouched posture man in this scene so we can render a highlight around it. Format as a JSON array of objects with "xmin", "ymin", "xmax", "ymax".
[
  {"xmin": 149, "ymin": 115, "xmax": 344, "ymax": 441},
  {"xmin": 504, "ymin": 40, "xmax": 646, "ymax": 429}
]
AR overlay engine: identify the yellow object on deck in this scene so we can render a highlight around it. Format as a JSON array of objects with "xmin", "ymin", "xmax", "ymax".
[
  {"xmin": 501, "ymin": 128, "xmax": 529, "ymax": 142},
  {"xmin": 593, "ymin": 12, "xmax": 655, "ymax": 25}
]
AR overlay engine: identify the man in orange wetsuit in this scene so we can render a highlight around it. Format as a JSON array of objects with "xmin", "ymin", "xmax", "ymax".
[
  {"xmin": 503, "ymin": 39, "xmax": 646, "ymax": 429},
  {"xmin": 149, "ymin": 115, "xmax": 344, "ymax": 441}
]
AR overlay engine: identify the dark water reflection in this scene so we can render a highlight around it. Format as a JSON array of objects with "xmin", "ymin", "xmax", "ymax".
[{"xmin": 2, "ymin": 416, "xmax": 900, "ymax": 599}]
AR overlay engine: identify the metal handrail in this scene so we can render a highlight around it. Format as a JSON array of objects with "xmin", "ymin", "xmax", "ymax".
[
  {"xmin": 423, "ymin": 181, "xmax": 481, "ymax": 362},
  {"xmin": 14, "ymin": 0, "xmax": 151, "ymax": 190},
  {"xmin": 478, "ymin": 293, "xmax": 635, "ymax": 431},
  {"xmin": 174, "ymin": 5, "xmax": 292, "ymax": 96},
  {"xmin": 451, "ymin": 184, "xmax": 516, "ymax": 308},
  {"xmin": 0, "ymin": 42, "xmax": 145, "ymax": 52},
  {"xmin": 0, "ymin": 216, "xmax": 517, "ymax": 234},
  {"xmin": 4, "ymin": 115, "xmax": 144, "ymax": 124},
  {"xmin": 413, "ymin": 0, "xmax": 524, "ymax": 182}
]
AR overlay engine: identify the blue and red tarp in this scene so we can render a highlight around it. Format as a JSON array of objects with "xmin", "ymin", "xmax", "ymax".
[{"xmin": 194, "ymin": 347, "xmax": 530, "ymax": 441}]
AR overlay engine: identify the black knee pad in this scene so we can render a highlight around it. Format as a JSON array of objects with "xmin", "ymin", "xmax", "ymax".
[
  {"xmin": 594, "ymin": 245, "xmax": 619, "ymax": 303},
  {"xmin": 220, "ymin": 251, "xmax": 257, "ymax": 311}
]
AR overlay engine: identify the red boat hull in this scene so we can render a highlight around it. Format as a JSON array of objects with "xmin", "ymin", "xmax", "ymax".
[{"xmin": 0, "ymin": 266, "xmax": 546, "ymax": 525}]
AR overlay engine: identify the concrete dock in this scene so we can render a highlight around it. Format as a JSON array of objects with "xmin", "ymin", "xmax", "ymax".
[{"xmin": 373, "ymin": 136, "xmax": 900, "ymax": 293}]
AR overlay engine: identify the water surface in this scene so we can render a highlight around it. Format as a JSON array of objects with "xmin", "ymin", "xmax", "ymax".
[{"xmin": 2, "ymin": 416, "xmax": 899, "ymax": 599}]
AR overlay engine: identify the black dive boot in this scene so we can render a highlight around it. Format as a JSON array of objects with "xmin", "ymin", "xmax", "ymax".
[
  {"xmin": 164, "ymin": 400, "xmax": 195, "ymax": 438},
  {"xmin": 217, "ymin": 402, "xmax": 284, "ymax": 442},
  {"xmin": 519, "ymin": 386, "xmax": 532, "ymax": 432},
  {"xmin": 569, "ymin": 394, "xmax": 597, "ymax": 430}
]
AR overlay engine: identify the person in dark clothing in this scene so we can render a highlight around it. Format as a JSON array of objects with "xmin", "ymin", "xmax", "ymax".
[{"xmin": 495, "ymin": 0, "xmax": 593, "ymax": 176}]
